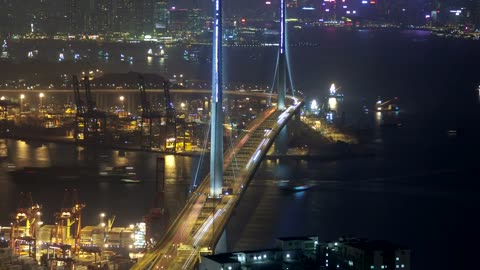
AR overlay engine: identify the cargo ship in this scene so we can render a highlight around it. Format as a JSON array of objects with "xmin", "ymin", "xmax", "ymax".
[
  {"xmin": 9, "ymin": 165, "xmax": 142, "ymax": 184},
  {"xmin": 9, "ymin": 165, "xmax": 99, "ymax": 183}
]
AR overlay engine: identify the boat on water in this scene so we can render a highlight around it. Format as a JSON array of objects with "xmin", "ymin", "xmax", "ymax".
[
  {"xmin": 379, "ymin": 120, "xmax": 403, "ymax": 128},
  {"xmin": 99, "ymin": 166, "xmax": 142, "ymax": 184},
  {"xmin": 375, "ymin": 97, "xmax": 400, "ymax": 112},
  {"xmin": 147, "ymin": 45, "xmax": 166, "ymax": 58},
  {"xmin": 277, "ymin": 179, "xmax": 313, "ymax": 192},
  {"xmin": 328, "ymin": 83, "xmax": 344, "ymax": 98},
  {"xmin": 9, "ymin": 165, "xmax": 100, "ymax": 183},
  {"xmin": 10, "ymin": 165, "xmax": 142, "ymax": 184}
]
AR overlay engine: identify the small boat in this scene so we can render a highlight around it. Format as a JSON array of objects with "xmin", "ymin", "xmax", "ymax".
[
  {"xmin": 99, "ymin": 166, "xmax": 142, "ymax": 183},
  {"xmin": 380, "ymin": 120, "xmax": 403, "ymax": 128},
  {"xmin": 120, "ymin": 177, "xmax": 142, "ymax": 184},
  {"xmin": 277, "ymin": 179, "xmax": 312, "ymax": 192}
]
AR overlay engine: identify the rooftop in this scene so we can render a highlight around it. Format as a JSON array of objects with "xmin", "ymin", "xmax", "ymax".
[
  {"xmin": 204, "ymin": 253, "xmax": 239, "ymax": 264},
  {"xmin": 277, "ymin": 236, "xmax": 315, "ymax": 241},
  {"xmin": 345, "ymin": 239, "xmax": 408, "ymax": 251}
]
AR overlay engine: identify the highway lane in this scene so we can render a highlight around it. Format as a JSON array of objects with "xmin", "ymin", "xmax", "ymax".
[{"xmin": 133, "ymin": 96, "xmax": 302, "ymax": 270}]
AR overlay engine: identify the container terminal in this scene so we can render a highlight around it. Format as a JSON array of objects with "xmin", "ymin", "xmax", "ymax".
[{"xmin": 0, "ymin": 190, "xmax": 155, "ymax": 270}]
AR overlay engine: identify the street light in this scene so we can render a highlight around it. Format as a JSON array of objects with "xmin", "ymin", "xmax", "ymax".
[
  {"xmin": 0, "ymin": 96, "xmax": 5, "ymax": 100},
  {"xmin": 119, "ymin": 95, "xmax": 125, "ymax": 110},
  {"xmin": 20, "ymin": 94, "xmax": 25, "ymax": 113},
  {"xmin": 39, "ymin": 92, "xmax": 44, "ymax": 112}
]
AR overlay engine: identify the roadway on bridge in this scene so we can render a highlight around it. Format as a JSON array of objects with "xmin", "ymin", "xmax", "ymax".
[{"xmin": 132, "ymin": 97, "xmax": 302, "ymax": 270}]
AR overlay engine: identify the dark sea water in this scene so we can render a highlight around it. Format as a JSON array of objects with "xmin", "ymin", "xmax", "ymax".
[{"xmin": 1, "ymin": 28, "xmax": 480, "ymax": 269}]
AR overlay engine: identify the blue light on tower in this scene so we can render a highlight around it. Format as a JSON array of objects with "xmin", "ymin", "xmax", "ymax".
[{"xmin": 280, "ymin": 0, "xmax": 285, "ymax": 54}]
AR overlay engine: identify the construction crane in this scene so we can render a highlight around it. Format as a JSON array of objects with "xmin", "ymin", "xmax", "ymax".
[
  {"xmin": 10, "ymin": 192, "xmax": 42, "ymax": 257},
  {"xmin": 54, "ymin": 189, "xmax": 85, "ymax": 253}
]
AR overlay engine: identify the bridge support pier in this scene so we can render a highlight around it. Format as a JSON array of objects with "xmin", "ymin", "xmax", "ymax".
[
  {"xmin": 214, "ymin": 229, "xmax": 228, "ymax": 254},
  {"xmin": 275, "ymin": 125, "xmax": 288, "ymax": 155}
]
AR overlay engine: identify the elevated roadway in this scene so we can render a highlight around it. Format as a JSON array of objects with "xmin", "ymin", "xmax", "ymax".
[{"xmin": 132, "ymin": 96, "xmax": 303, "ymax": 270}]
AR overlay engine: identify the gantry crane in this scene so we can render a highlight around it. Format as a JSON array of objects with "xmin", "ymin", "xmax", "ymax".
[
  {"xmin": 72, "ymin": 75, "xmax": 106, "ymax": 144},
  {"xmin": 138, "ymin": 75, "xmax": 162, "ymax": 149},
  {"xmin": 82, "ymin": 76, "xmax": 107, "ymax": 143},
  {"xmin": 54, "ymin": 189, "xmax": 85, "ymax": 253},
  {"xmin": 72, "ymin": 75, "xmax": 86, "ymax": 142},
  {"xmin": 10, "ymin": 192, "xmax": 42, "ymax": 257},
  {"xmin": 138, "ymin": 76, "xmax": 177, "ymax": 151},
  {"xmin": 163, "ymin": 80, "xmax": 177, "ymax": 152}
]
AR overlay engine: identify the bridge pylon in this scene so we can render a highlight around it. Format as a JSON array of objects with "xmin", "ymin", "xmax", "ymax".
[
  {"xmin": 210, "ymin": 0, "xmax": 224, "ymax": 197},
  {"xmin": 273, "ymin": 0, "xmax": 294, "ymax": 111}
]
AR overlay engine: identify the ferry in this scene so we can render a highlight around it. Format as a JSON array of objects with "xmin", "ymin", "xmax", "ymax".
[{"xmin": 147, "ymin": 45, "xmax": 165, "ymax": 58}]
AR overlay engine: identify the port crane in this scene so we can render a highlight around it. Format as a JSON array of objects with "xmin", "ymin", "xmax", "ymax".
[
  {"xmin": 10, "ymin": 192, "xmax": 42, "ymax": 257},
  {"xmin": 138, "ymin": 75, "xmax": 177, "ymax": 151},
  {"xmin": 72, "ymin": 75, "xmax": 86, "ymax": 142},
  {"xmin": 83, "ymin": 76, "xmax": 106, "ymax": 143},
  {"xmin": 138, "ymin": 75, "xmax": 162, "ymax": 149},
  {"xmin": 164, "ymin": 80, "xmax": 177, "ymax": 152},
  {"xmin": 54, "ymin": 189, "xmax": 85, "ymax": 253},
  {"xmin": 71, "ymin": 75, "xmax": 106, "ymax": 143}
]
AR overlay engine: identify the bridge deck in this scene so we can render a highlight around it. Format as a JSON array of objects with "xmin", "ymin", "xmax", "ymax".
[{"xmin": 132, "ymin": 97, "xmax": 302, "ymax": 270}]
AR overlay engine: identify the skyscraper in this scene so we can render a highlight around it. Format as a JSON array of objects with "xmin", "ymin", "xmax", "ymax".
[
  {"xmin": 115, "ymin": 0, "xmax": 136, "ymax": 34},
  {"xmin": 153, "ymin": 1, "xmax": 170, "ymax": 33},
  {"xmin": 85, "ymin": 0, "xmax": 115, "ymax": 34},
  {"xmin": 136, "ymin": 0, "xmax": 155, "ymax": 35},
  {"xmin": 65, "ymin": 0, "xmax": 83, "ymax": 34}
]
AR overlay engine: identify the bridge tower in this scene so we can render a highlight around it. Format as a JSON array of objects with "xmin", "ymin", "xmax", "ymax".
[
  {"xmin": 210, "ymin": 0, "xmax": 224, "ymax": 198},
  {"xmin": 273, "ymin": 0, "xmax": 293, "ymax": 111}
]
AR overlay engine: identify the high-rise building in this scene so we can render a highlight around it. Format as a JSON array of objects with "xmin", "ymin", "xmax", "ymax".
[
  {"xmin": 136, "ymin": 0, "xmax": 155, "ymax": 35},
  {"xmin": 0, "ymin": 0, "xmax": 15, "ymax": 35},
  {"xmin": 85, "ymin": 0, "xmax": 115, "ymax": 34},
  {"xmin": 65, "ymin": 0, "xmax": 83, "ymax": 34},
  {"xmin": 115, "ymin": 0, "xmax": 136, "ymax": 34},
  {"xmin": 475, "ymin": 0, "xmax": 480, "ymax": 27},
  {"xmin": 153, "ymin": 1, "xmax": 169, "ymax": 34}
]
